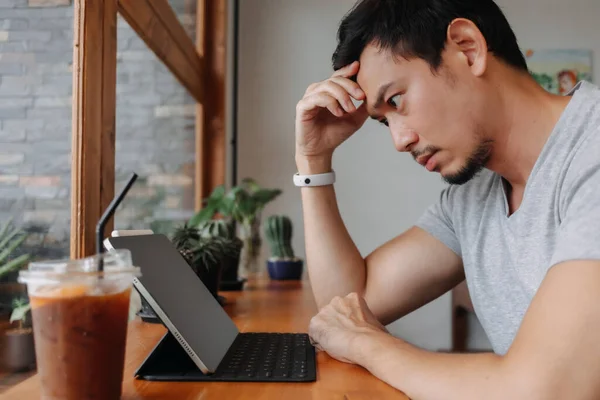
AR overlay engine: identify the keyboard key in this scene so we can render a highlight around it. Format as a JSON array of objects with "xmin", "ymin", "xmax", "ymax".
[
  {"xmin": 257, "ymin": 370, "xmax": 273, "ymax": 378},
  {"xmin": 294, "ymin": 348, "xmax": 307, "ymax": 361},
  {"xmin": 220, "ymin": 333, "xmax": 314, "ymax": 382}
]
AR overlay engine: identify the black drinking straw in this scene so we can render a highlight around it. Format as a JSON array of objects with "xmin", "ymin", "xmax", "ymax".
[{"xmin": 96, "ymin": 172, "xmax": 138, "ymax": 272}]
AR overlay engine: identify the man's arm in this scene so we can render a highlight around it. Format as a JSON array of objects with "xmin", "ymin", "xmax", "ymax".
[
  {"xmin": 299, "ymin": 162, "xmax": 464, "ymax": 325},
  {"xmin": 295, "ymin": 61, "xmax": 464, "ymax": 324},
  {"xmin": 339, "ymin": 260, "xmax": 600, "ymax": 400}
]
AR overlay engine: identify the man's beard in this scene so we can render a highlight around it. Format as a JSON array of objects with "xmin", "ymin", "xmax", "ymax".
[{"xmin": 442, "ymin": 138, "xmax": 494, "ymax": 185}]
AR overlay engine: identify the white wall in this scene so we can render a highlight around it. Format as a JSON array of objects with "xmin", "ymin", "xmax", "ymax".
[{"xmin": 234, "ymin": 0, "xmax": 600, "ymax": 352}]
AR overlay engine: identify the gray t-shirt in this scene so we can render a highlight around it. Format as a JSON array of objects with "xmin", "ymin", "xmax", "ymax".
[{"xmin": 416, "ymin": 81, "xmax": 600, "ymax": 355}]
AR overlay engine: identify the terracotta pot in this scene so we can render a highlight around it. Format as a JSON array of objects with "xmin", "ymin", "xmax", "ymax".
[{"xmin": 1, "ymin": 328, "xmax": 36, "ymax": 372}]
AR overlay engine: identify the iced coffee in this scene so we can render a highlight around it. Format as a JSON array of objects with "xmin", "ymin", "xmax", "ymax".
[{"xmin": 19, "ymin": 250, "xmax": 140, "ymax": 400}]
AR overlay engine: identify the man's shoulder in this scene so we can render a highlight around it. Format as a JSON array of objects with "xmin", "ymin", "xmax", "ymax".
[{"xmin": 561, "ymin": 125, "xmax": 600, "ymax": 189}]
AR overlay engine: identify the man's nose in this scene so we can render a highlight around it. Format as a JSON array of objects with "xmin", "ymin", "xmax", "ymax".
[{"xmin": 390, "ymin": 126, "xmax": 419, "ymax": 152}]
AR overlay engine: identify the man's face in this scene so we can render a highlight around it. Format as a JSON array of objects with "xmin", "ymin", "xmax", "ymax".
[{"xmin": 356, "ymin": 44, "xmax": 492, "ymax": 185}]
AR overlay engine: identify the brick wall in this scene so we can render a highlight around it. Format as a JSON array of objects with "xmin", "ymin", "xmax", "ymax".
[{"xmin": 0, "ymin": 0, "xmax": 197, "ymax": 259}]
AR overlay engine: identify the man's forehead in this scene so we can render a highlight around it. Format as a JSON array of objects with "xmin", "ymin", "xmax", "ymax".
[
  {"xmin": 356, "ymin": 46, "xmax": 402, "ymax": 88},
  {"xmin": 356, "ymin": 46, "xmax": 403, "ymax": 111}
]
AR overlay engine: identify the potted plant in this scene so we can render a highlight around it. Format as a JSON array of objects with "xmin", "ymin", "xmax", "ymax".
[
  {"xmin": 0, "ymin": 220, "xmax": 30, "ymax": 279},
  {"xmin": 0, "ymin": 220, "xmax": 30, "ymax": 328},
  {"xmin": 189, "ymin": 179, "xmax": 282, "ymax": 279},
  {"xmin": 264, "ymin": 215, "xmax": 303, "ymax": 280},
  {"xmin": 172, "ymin": 224, "xmax": 237, "ymax": 301},
  {"xmin": 198, "ymin": 220, "xmax": 243, "ymax": 290},
  {"xmin": 2, "ymin": 297, "xmax": 35, "ymax": 372}
]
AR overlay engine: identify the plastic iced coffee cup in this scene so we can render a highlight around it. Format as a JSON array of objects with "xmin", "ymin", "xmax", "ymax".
[{"xmin": 18, "ymin": 249, "xmax": 141, "ymax": 400}]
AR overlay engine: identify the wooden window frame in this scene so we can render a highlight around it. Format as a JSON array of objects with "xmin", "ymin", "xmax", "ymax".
[{"xmin": 71, "ymin": 0, "xmax": 227, "ymax": 258}]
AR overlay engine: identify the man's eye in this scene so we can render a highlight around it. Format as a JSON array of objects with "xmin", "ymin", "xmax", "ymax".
[{"xmin": 388, "ymin": 94, "xmax": 402, "ymax": 108}]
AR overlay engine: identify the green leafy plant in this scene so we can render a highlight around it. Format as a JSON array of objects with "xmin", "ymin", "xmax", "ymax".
[
  {"xmin": 171, "ymin": 223, "xmax": 241, "ymax": 299},
  {"xmin": 10, "ymin": 296, "xmax": 31, "ymax": 331},
  {"xmin": 198, "ymin": 219, "xmax": 236, "ymax": 240},
  {"xmin": 187, "ymin": 179, "xmax": 281, "ymax": 276},
  {"xmin": 264, "ymin": 215, "xmax": 296, "ymax": 260},
  {"xmin": 188, "ymin": 178, "xmax": 282, "ymax": 229},
  {"xmin": 191, "ymin": 237, "xmax": 231, "ymax": 273},
  {"xmin": 172, "ymin": 223, "xmax": 201, "ymax": 251},
  {"xmin": 0, "ymin": 220, "xmax": 30, "ymax": 279},
  {"xmin": 172, "ymin": 224, "xmax": 239, "ymax": 272},
  {"xmin": 196, "ymin": 219, "xmax": 243, "ymax": 283}
]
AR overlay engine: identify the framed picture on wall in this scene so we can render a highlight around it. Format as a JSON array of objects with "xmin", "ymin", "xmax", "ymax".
[{"xmin": 525, "ymin": 49, "xmax": 593, "ymax": 95}]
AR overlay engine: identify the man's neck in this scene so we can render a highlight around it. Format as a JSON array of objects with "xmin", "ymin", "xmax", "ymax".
[{"xmin": 485, "ymin": 73, "xmax": 573, "ymax": 194}]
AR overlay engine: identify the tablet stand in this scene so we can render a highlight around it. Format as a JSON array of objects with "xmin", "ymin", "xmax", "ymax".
[{"xmin": 135, "ymin": 330, "xmax": 211, "ymax": 381}]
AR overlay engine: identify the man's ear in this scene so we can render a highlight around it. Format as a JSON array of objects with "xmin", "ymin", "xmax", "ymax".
[{"xmin": 446, "ymin": 18, "xmax": 488, "ymax": 77}]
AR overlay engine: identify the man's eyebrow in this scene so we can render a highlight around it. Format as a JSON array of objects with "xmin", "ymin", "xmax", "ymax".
[
  {"xmin": 372, "ymin": 82, "xmax": 394, "ymax": 110},
  {"xmin": 366, "ymin": 81, "xmax": 394, "ymax": 118}
]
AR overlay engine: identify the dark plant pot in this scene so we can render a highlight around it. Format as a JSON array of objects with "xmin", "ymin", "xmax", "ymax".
[
  {"xmin": 220, "ymin": 254, "xmax": 240, "ymax": 283},
  {"xmin": 267, "ymin": 259, "xmax": 304, "ymax": 280},
  {"xmin": 2, "ymin": 329, "xmax": 36, "ymax": 372},
  {"xmin": 219, "ymin": 253, "xmax": 246, "ymax": 291},
  {"xmin": 195, "ymin": 262, "xmax": 222, "ymax": 301}
]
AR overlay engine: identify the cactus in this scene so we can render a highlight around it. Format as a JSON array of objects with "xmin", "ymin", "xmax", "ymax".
[{"xmin": 264, "ymin": 215, "xmax": 295, "ymax": 260}]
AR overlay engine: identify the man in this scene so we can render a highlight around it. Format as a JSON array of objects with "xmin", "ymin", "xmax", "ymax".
[{"xmin": 296, "ymin": 0, "xmax": 600, "ymax": 399}]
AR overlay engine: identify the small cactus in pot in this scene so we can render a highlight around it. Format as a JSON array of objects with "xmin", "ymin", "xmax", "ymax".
[{"xmin": 264, "ymin": 215, "xmax": 303, "ymax": 280}]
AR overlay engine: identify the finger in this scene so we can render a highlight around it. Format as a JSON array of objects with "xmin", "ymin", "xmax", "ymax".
[
  {"xmin": 309, "ymin": 335, "xmax": 320, "ymax": 348},
  {"xmin": 332, "ymin": 60, "xmax": 360, "ymax": 78},
  {"xmin": 329, "ymin": 296, "xmax": 343, "ymax": 307},
  {"xmin": 304, "ymin": 81, "xmax": 320, "ymax": 96},
  {"xmin": 306, "ymin": 77, "xmax": 365, "ymax": 102},
  {"xmin": 297, "ymin": 92, "xmax": 345, "ymax": 118},
  {"xmin": 330, "ymin": 77, "xmax": 365, "ymax": 100},
  {"xmin": 316, "ymin": 81, "xmax": 357, "ymax": 113},
  {"xmin": 309, "ymin": 336, "xmax": 325, "ymax": 352}
]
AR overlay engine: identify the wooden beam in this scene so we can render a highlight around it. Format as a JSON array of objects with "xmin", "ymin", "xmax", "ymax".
[
  {"xmin": 71, "ymin": 0, "xmax": 118, "ymax": 258},
  {"xmin": 196, "ymin": 0, "xmax": 228, "ymax": 209},
  {"xmin": 118, "ymin": 0, "xmax": 204, "ymax": 103}
]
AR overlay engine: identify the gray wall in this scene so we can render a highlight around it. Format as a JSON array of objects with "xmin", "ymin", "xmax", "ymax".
[
  {"xmin": 236, "ymin": 0, "xmax": 599, "ymax": 351},
  {"xmin": 0, "ymin": 0, "xmax": 197, "ymax": 259},
  {"xmin": 237, "ymin": 0, "xmax": 451, "ymax": 351}
]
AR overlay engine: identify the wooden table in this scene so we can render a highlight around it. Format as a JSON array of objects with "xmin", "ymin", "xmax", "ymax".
[{"xmin": 1, "ymin": 279, "xmax": 409, "ymax": 399}]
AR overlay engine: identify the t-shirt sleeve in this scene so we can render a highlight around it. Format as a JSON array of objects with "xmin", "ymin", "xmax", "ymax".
[
  {"xmin": 551, "ymin": 139, "xmax": 600, "ymax": 267},
  {"xmin": 416, "ymin": 186, "xmax": 462, "ymax": 258}
]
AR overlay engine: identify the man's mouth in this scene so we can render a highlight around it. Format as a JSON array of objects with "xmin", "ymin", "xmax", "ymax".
[{"xmin": 416, "ymin": 151, "xmax": 437, "ymax": 170}]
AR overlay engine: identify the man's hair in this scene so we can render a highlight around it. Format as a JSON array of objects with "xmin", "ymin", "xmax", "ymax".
[{"xmin": 332, "ymin": 0, "xmax": 528, "ymax": 73}]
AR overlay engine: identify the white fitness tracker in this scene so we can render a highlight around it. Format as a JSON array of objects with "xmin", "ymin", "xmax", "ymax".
[{"xmin": 293, "ymin": 170, "xmax": 336, "ymax": 187}]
